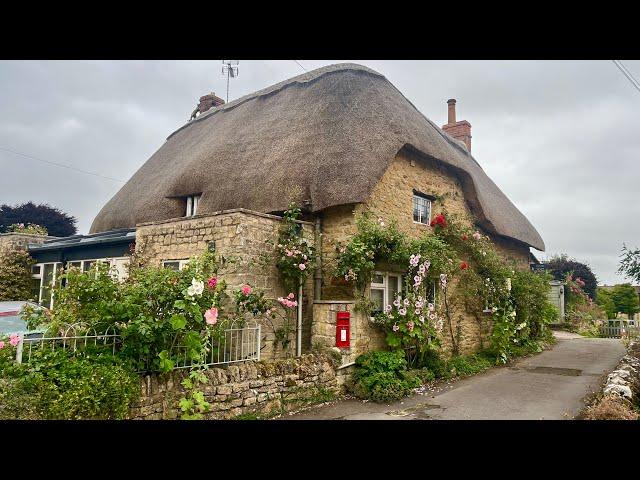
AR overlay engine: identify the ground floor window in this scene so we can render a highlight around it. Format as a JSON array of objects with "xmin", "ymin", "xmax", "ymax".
[
  {"xmin": 369, "ymin": 272, "xmax": 402, "ymax": 314},
  {"xmin": 162, "ymin": 259, "xmax": 190, "ymax": 271}
]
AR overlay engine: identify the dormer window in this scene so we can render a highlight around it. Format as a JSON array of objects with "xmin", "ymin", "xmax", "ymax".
[
  {"xmin": 185, "ymin": 194, "xmax": 201, "ymax": 217},
  {"xmin": 413, "ymin": 191, "xmax": 433, "ymax": 225}
]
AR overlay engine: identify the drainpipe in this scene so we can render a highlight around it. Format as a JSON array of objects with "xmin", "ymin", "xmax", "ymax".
[
  {"xmin": 297, "ymin": 280, "xmax": 303, "ymax": 357},
  {"xmin": 314, "ymin": 215, "xmax": 322, "ymax": 301}
]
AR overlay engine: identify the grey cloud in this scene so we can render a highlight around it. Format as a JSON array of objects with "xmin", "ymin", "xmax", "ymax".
[{"xmin": 1, "ymin": 59, "xmax": 638, "ymax": 285}]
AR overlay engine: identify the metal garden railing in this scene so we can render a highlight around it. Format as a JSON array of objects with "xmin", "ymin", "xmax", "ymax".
[
  {"xmin": 170, "ymin": 320, "xmax": 261, "ymax": 369},
  {"xmin": 15, "ymin": 323, "xmax": 120, "ymax": 364},
  {"xmin": 14, "ymin": 321, "xmax": 262, "ymax": 369}
]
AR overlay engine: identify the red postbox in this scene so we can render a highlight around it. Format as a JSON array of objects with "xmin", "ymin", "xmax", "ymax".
[{"xmin": 336, "ymin": 311, "xmax": 350, "ymax": 348}]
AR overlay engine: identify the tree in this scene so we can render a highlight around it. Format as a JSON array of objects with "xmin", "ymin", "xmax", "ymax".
[
  {"xmin": 618, "ymin": 244, "xmax": 640, "ymax": 284},
  {"xmin": 596, "ymin": 288, "xmax": 616, "ymax": 319},
  {"xmin": 0, "ymin": 202, "xmax": 77, "ymax": 237},
  {"xmin": 546, "ymin": 254, "xmax": 598, "ymax": 299},
  {"xmin": 610, "ymin": 284, "xmax": 640, "ymax": 319}
]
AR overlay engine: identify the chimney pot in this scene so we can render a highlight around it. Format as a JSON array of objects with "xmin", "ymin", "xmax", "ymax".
[
  {"xmin": 442, "ymin": 99, "xmax": 472, "ymax": 152},
  {"xmin": 190, "ymin": 92, "xmax": 225, "ymax": 120}
]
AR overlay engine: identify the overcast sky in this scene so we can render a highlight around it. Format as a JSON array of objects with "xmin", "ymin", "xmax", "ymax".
[{"xmin": 0, "ymin": 60, "xmax": 638, "ymax": 285}]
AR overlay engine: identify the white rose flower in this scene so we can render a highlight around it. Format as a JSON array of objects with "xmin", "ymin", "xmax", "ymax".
[{"xmin": 188, "ymin": 278, "xmax": 204, "ymax": 297}]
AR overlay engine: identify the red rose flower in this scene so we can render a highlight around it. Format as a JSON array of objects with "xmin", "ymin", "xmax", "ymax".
[
  {"xmin": 461, "ymin": 234, "xmax": 468, "ymax": 241},
  {"xmin": 430, "ymin": 214, "xmax": 447, "ymax": 228},
  {"xmin": 460, "ymin": 261, "xmax": 469, "ymax": 270}
]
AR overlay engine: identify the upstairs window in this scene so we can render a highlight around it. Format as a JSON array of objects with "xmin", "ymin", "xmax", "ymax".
[
  {"xmin": 185, "ymin": 194, "xmax": 201, "ymax": 217},
  {"xmin": 413, "ymin": 192, "xmax": 432, "ymax": 225}
]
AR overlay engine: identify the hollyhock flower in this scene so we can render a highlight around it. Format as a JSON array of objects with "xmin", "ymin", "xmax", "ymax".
[
  {"xmin": 429, "ymin": 313, "xmax": 436, "ymax": 320},
  {"xmin": 207, "ymin": 277, "xmax": 218, "ymax": 289},
  {"xmin": 384, "ymin": 304, "xmax": 392, "ymax": 313},
  {"xmin": 460, "ymin": 261, "xmax": 469, "ymax": 270},
  {"xmin": 399, "ymin": 308, "xmax": 407, "ymax": 316},
  {"xmin": 286, "ymin": 250, "xmax": 294, "ymax": 257},
  {"xmin": 407, "ymin": 321, "xmax": 415, "ymax": 332},
  {"xmin": 0, "ymin": 341, "xmax": 4, "ymax": 349},
  {"xmin": 472, "ymin": 231, "xmax": 482, "ymax": 240},
  {"xmin": 393, "ymin": 298, "xmax": 401, "ymax": 307},
  {"xmin": 392, "ymin": 324, "xmax": 400, "ymax": 332},
  {"xmin": 9, "ymin": 334, "xmax": 20, "ymax": 347},
  {"xmin": 419, "ymin": 316, "xmax": 425, "ymax": 323},
  {"xmin": 428, "ymin": 303, "xmax": 434, "ymax": 312},
  {"xmin": 299, "ymin": 264, "xmax": 306, "ymax": 271},
  {"xmin": 241, "ymin": 285, "xmax": 252, "ymax": 296},
  {"xmin": 415, "ymin": 309, "xmax": 421, "ymax": 315},
  {"xmin": 409, "ymin": 254, "xmax": 421, "ymax": 267},
  {"xmin": 187, "ymin": 278, "xmax": 205, "ymax": 297},
  {"xmin": 205, "ymin": 307, "xmax": 219, "ymax": 325},
  {"xmin": 339, "ymin": 246, "xmax": 347, "ymax": 254},
  {"xmin": 414, "ymin": 275, "xmax": 422, "ymax": 286},
  {"xmin": 440, "ymin": 274, "xmax": 447, "ymax": 288},
  {"xmin": 403, "ymin": 298, "xmax": 410, "ymax": 307}
]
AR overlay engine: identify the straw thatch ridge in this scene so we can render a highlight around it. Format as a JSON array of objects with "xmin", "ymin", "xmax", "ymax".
[{"xmin": 90, "ymin": 63, "xmax": 544, "ymax": 251}]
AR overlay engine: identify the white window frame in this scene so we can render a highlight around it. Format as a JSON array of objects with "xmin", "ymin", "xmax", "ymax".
[
  {"xmin": 370, "ymin": 271, "xmax": 403, "ymax": 314},
  {"xmin": 33, "ymin": 262, "xmax": 63, "ymax": 309},
  {"xmin": 185, "ymin": 194, "xmax": 201, "ymax": 217},
  {"xmin": 162, "ymin": 259, "xmax": 190, "ymax": 271},
  {"xmin": 413, "ymin": 193, "xmax": 432, "ymax": 225}
]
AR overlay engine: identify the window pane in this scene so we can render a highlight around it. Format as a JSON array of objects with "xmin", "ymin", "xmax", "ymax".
[
  {"xmin": 31, "ymin": 265, "xmax": 42, "ymax": 276},
  {"xmin": 370, "ymin": 288, "xmax": 384, "ymax": 314},
  {"xmin": 372, "ymin": 273, "xmax": 384, "ymax": 285},
  {"xmin": 388, "ymin": 275, "xmax": 400, "ymax": 303},
  {"xmin": 41, "ymin": 263, "xmax": 55, "ymax": 308},
  {"xmin": 68, "ymin": 261, "xmax": 82, "ymax": 270},
  {"xmin": 163, "ymin": 261, "xmax": 180, "ymax": 271}
]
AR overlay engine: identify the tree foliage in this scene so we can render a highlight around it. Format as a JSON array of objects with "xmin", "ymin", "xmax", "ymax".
[
  {"xmin": 618, "ymin": 244, "xmax": 640, "ymax": 284},
  {"xmin": 596, "ymin": 288, "xmax": 617, "ymax": 319},
  {"xmin": 0, "ymin": 202, "xmax": 77, "ymax": 237},
  {"xmin": 546, "ymin": 254, "xmax": 598, "ymax": 299},
  {"xmin": 0, "ymin": 248, "xmax": 36, "ymax": 301},
  {"xmin": 610, "ymin": 284, "xmax": 640, "ymax": 319}
]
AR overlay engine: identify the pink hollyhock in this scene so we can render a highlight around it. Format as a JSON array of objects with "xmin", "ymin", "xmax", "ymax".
[
  {"xmin": 299, "ymin": 263, "xmax": 306, "ymax": 271},
  {"xmin": 407, "ymin": 321, "xmax": 415, "ymax": 332},
  {"xmin": 207, "ymin": 277, "xmax": 218, "ymax": 289},
  {"xmin": 205, "ymin": 307, "xmax": 219, "ymax": 325},
  {"xmin": 9, "ymin": 334, "xmax": 20, "ymax": 347},
  {"xmin": 392, "ymin": 324, "xmax": 400, "ymax": 332},
  {"xmin": 241, "ymin": 285, "xmax": 252, "ymax": 296}
]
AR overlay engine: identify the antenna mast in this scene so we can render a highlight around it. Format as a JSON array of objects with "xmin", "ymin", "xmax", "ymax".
[{"xmin": 222, "ymin": 60, "xmax": 239, "ymax": 103}]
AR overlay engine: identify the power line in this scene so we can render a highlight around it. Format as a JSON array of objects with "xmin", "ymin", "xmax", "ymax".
[
  {"xmin": 293, "ymin": 60, "xmax": 307, "ymax": 72},
  {"xmin": 613, "ymin": 60, "xmax": 640, "ymax": 94},
  {"xmin": 0, "ymin": 146, "xmax": 126, "ymax": 183}
]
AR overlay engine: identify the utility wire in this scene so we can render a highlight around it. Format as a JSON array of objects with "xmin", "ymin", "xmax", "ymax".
[
  {"xmin": 0, "ymin": 146, "xmax": 126, "ymax": 183},
  {"xmin": 613, "ymin": 60, "xmax": 640, "ymax": 94},
  {"xmin": 293, "ymin": 60, "xmax": 307, "ymax": 72}
]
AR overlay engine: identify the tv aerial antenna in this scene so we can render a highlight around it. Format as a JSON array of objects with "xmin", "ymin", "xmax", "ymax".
[{"xmin": 222, "ymin": 60, "xmax": 239, "ymax": 103}]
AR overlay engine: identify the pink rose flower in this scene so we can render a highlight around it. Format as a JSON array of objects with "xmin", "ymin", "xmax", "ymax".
[
  {"xmin": 9, "ymin": 334, "xmax": 21, "ymax": 347},
  {"xmin": 299, "ymin": 263, "xmax": 306, "ymax": 271},
  {"xmin": 472, "ymin": 231, "xmax": 482, "ymax": 240},
  {"xmin": 287, "ymin": 292, "xmax": 295, "ymax": 300},
  {"xmin": 207, "ymin": 277, "xmax": 218, "ymax": 289},
  {"xmin": 205, "ymin": 307, "xmax": 219, "ymax": 325},
  {"xmin": 241, "ymin": 285, "xmax": 252, "ymax": 296}
]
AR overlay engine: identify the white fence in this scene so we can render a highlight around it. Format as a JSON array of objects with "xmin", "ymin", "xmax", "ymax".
[
  {"xmin": 15, "ymin": 321, "xmax": 261, "ymax": 369},
  {"xmin": 600, "ymin": 325, "xmax": 640, "ymax": 339}
]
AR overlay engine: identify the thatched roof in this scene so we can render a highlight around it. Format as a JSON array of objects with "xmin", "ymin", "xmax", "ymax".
[{"xmin": 90, "ymin": 63, "xmax": 544, "ymax": 250}]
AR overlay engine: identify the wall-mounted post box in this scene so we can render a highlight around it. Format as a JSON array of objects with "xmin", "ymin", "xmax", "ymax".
[{"xmin": 336, "ymin": 311, "xmax": 350, "ymax": 349}]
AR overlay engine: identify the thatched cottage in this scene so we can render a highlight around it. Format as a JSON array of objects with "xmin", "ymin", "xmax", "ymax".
[{"xmin": 25, "ymin": 63, "xmax": 544, "ymax": 361}]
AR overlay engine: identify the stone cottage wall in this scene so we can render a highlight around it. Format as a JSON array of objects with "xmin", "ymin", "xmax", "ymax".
[
  {"xmin": 316, "ymin": 150, "xmax": 527, "ymax": 357},
  {"xmin": 129, "ymin": 354, "xmax": 341, "ymax": 420},
  {"xmin": 0, "ymin": 233, "xmax": 53, "ymax": 253},
  {"xmin": 133, "ymin": 209, "xmax": 315, "ymax": 359}
]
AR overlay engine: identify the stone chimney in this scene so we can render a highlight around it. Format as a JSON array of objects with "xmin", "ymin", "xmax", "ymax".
[{"xmin": 442, "ymin": 99, "xmax": 472, "ymax": 152}]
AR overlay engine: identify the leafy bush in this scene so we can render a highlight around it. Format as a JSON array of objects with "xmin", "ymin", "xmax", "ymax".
[
  {"xmin": 352, "ymin": 350, "xmax": 420, "ymax": 403},
  {"xmin": 446, "ymin": 353, "xmax": 493, "ymax": 377},
  {"xmin": 0, "ymin": 346, "xmax": 139, "ymax": 420},
  {"xmin": 0, "ymin": 248, "xmax": 36, "ymax": 301}
]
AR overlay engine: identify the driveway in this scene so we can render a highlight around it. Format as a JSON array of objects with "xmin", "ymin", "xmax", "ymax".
[{"xmin": 286, "ymin": 332, "xmax": 626, "ymax": 420}]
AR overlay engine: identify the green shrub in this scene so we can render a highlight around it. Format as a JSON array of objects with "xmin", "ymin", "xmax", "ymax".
[
  {"xmin": 352, "ymin": 350, "xmax": 420, "ymax": 403},
  {"xmin": 446, "ymin": 353, "xmax": 493, "ymax": 377},
  {"xmin": 0, "ymin": 346, "xmax": 139, "ymax": 420}
]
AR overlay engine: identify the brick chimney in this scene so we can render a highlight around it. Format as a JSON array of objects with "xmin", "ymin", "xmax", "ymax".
[
  {"xmin": 442, "ymin": 99, "xmax": 472, "ymax": 152},
  {"xmin": 198, "ymin": 93, "xmax": 225, "ymax": 113}
]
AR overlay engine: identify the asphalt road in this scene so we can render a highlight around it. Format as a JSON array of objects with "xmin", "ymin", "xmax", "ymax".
[{"xmin": 285, "ymin": 332, "xmax": 626, "ymax": 420}]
